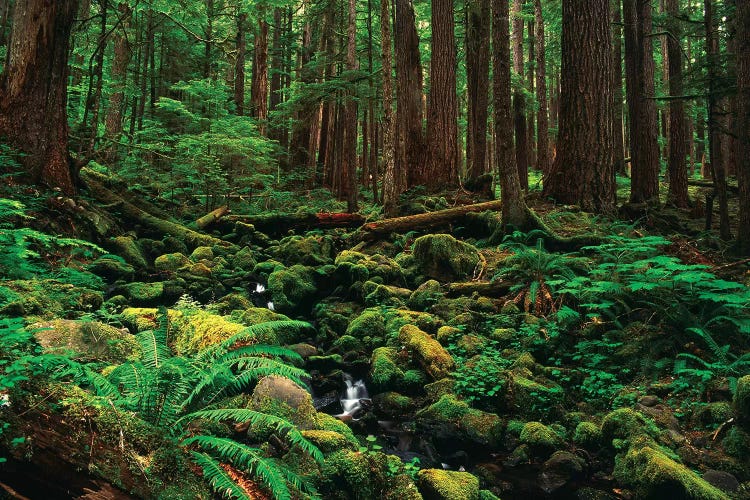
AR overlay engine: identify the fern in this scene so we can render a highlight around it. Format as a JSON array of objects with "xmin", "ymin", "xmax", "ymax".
[{"xmin": 190, "ymin": 451, "xmax": 253, "ymax": 500}]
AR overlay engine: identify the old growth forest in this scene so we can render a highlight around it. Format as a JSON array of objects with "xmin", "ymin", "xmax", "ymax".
[{"xmin": 1, "ymin": 0, "xmax": 750, "ymax": 498}]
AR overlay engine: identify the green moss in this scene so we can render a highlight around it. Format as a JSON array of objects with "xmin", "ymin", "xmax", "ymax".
[
  {"xmin": 416, "ymin": 394, "xmax": 504, "ymax": 447},
  {"xmin": 112, "ymin": 235, "xmax": 149, "ymax": 270},
  {"xmin": 417, "ymin": 469, "xmax": 480, "ymax": 500},
  {"xmin": 315, "ymin": 413, "xmax": 358, "ymax": 445},
  {"xmin": 347, "ymin": 308, "xmax": 388, "ymax": 340},
  {"xmin": 272, "ymin": 234, "xmax": 335, "ymax": 266},
  {"xmin": 695, "ymin": 402, "xmax": 734, "ymax": 429},
  {"xmin": 335, "ymin": 250, "xmax": 405, "ymax": 285},
  {"xmin": 386, "ymin": 309, "xmax": 444, "ymax": 337},
  {"xmin": 252, "ymin": 259, "xmax": 286, "ymax": 279},
  {"xmin": 601, "ymin": 408, "xmax": 659, "ymax": 444},
  {"xmin": 573, "ymin": 422, "xmax": 602, "ymax": 449},
  {"xmin": 508, "ymin": 375, "xmax": 563, "ymax": 420},
  {"xmin": 267, "ymin": 264, "xmax": 317, "ymax": 315},
  {"xmin": 319, "ymin": 449, "xmax": 387, "ymax": 499},
  {"xmin": 249, "ymin": 375, "xmax": 317, "ymax": 430},
  {"xmin": 154, "ymin": 253, "xmax": 190, "ymax": 272},
  {"xmin": 519, "ymin": 422, "xmax": 564, "ymax": 455},
  {"xmin": 189, "ymin": 246, "xmax": 214, "ymax": 261},
  {"xmin": 424, "ymin": 378, "xmax": 455, "ymax": 400},
  {"xmin": 370, "ymin": 347, "xmax": 406, "ymax": 393},
  {"xmin": 398, "ymin": 324, "xmax": 455, "ymax": 380},
  {"xmin": 408, "ymin": 280, "xmax": 443, "ymax": 311},
  {"xmin": 231, "ymin": 246, "xmax": 257, "ymax": 271},
  {"xmin": 0, "ymin": 279, "xmax": 103, "ymax": 319},
  {"xmin": 300, "ymin": 430, "xmax": 355, "ymax": 453},
  {"xmin": 87, "ymin": 255, "xmax": 135, "ymax": 280},
  {"xmin": 734, "ymin": 375, "xmax": 750, "ymax": 429},
  {"xmin": 123, "ymin": 281, "xmax": 165, "ymax": 305},
  {"xmin": 34, "ymin": 319, "xmax": 140, "ymax": 363},
  {"xmin": 412, "ymin": 234, "xmax": 481, "ymax": 282},
  {"xmin": 722, "ymin": 427, "xmax": 750, "ymax": 459},
  {"xmin": 372, "ymin": 392, "xmax": 415, "ymax": 418},
  {"xmin": 364, "ymin": 281, "xmax": 412, "ymax": 307},
  {"xmin": 171, "ymin": 309, "xmax": 246, "ymax": 355},
  {"xmin": 614, "ymin": 442, "xmax": 730, "ymax": 500},
  {"xmin": 331, "ymin": 334, "xmax": 365, "ymax": 353}
]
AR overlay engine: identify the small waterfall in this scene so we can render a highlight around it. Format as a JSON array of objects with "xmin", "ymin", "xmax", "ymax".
[{"xmin": 337, "ymin": 374, "xmax": 370, "ymax": 419}]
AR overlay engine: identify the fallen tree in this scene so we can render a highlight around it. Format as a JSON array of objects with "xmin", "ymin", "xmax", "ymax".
[
  {"xmin": 195, "ymin": 205, "xmax": 230, "ymax": 229},
  {"xmin": 225, "ymin": 211, "xmax": 366, "ymax": 234}
]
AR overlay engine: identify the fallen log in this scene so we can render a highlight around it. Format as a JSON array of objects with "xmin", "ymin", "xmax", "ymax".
[
  {"xmin": 687, "ymin": 180, "xmax": 739, "ymax": 194},
  {"xmin": 195, "ymin": 205, "xmax": 230, "ymax": 229},
  {"xmin": 225, "ymin": 212, "xmax": 366, "ymax": 234},
  {"xmin": 357, "ymin": 199, "xmax": 503, "ymax": 240},
  {"xmin": 81, "ymin": 168, "xmax": 231, "ymax": 249},
  {"xmin": 446, "ymin": 279, "xmax": 512, "ymax": 298}
]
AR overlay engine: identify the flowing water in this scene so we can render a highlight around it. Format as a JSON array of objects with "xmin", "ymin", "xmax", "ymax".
[{"xmin": 337, "ymin": 374, "xmax": 370, "ymax": 419}]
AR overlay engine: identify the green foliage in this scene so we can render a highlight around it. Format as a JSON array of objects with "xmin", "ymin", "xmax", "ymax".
[{"xmin": 673, "ymin": 327, "xmax": 750, "ymax": 394}]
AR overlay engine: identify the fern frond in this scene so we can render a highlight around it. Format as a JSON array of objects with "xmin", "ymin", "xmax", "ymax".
[
  {"xmin": 215, "ymin": 345, "xmax": 304, "ymax": 366},
  {"xmin": 189, "ymin": 451, "xmax": 251, "ymax": 500},
  {"xmin": 197, "ymin": 321, "xmax": 311, "ymax": 362}
]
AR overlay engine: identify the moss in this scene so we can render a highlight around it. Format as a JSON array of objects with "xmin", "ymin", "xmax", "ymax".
[
  {"xmin": 372, "ymin": 392, "xmax": 415, "ymax": 418},
  {"xmin": 209, "ymin": 293, "xmax": 253, "ymax": 314},
  {"xmin": 331, "ymin": 334, "xmax": 365, "ymax": 354},
  {"xmin": 87, "ymin": 255, "xmax": 135, "ymax": 280},
  {"xmin": 171, "ymin": 309, "xmax": 246, "ymax": 355},
  {"xmin": 267, "ymin": 264, "xmax": 317, "ymax": 315},
  {"xmin": 184, "ymin": 262, "xmax": 212, "ymax": 278},
  {"xmin": 695, "ymin": 402, "xmax": 734, "ymax": 429},
  {"xmin": 722, "ymin": 427, "xmax": 750, "ymax": 459},
  {"xmin": 34, "ymin": 319, "xmax": 140, "ymax": 363},
  {"xmin": 601, "ymin": 408, "xmax": 659, "ymax": 444},
  {"xmin": 507, "ymin": 375, "xmax": 563, "ymax": 420},
  {"xmin": 519, "ymin": 422, "xmax": 564, "ymax": 455},
  {"xmin": 386, "ymin": 308, "xmax": 445, "ymax": 336},
  {"xmin": 364, "ymin": 281, "xmax": 412, "ymax": 307},
  {"xmin": 300, "ymin": 430, "xmax": 355, "ymax": 453},
  {"xmin": 120, "ymin": 307, "xmax": 160, "ymax": 332},
  {"xmin": 424, "ymin": 378, "xmax": 455, "ymax": 401},
  {"xmin": 408, "ymin": 280, "xmax": 443, "ymax": 311},
  {"xmin": 112, "ymin": 235, "xmax": 149, "ymax": 270},
  {"xmin": 0, "ymin": 280, "xmax": 103, "ymax": 319},
  {"xmin": 231, "ymin": 246, "xmax": 257, "ymax": 271},
  {"xmin": 123, "ymin": 281, "xmax": 165, "ymax": 306},
  {"xmin": 319, "ymin": 449, "xmax": 388, "ymax": 499},
  {"xmin": 370, "ymin": 347, "xmax": 406, "ymax": 393},
  {"xmin": 189, "ymin": 246, "xmax": 214, "ymax": 261},
  {"xmin": 335, "ymin": 250, "xmax": 406, "ymax": 285},
  {"xmin": 231, "ymin": 306, "xmax": 291, "ymax": 327},
  {"xmin": 417, "ymin": 469, "xmax": 480, "ymax": 500},
  {"xmin": 347, "ymin": 308, "xmax": 388, "ymax": 340},
  {"xmin": 614, "ymin": 441, "xmax": 730, "ymax": 500},
  {"xmin": 315, "ymin": 413, "xmax": 358, "ymax": 445},
  {"xmin": 573, "ymin": 422, "xmax": 602, "ymax": 449},
  {"xmin": 734, "ymin": 375, "xmax": 750, "ymax": 429},
  {"xmin": 416, "ymin": 394, "xmax": 504, "ymax": 448},
  {"xmin": 252, "ymin": 259, "xmax": 286, "ymax": 279},
  {"xmin": 478, "ymin": 490, "xmax": 501, "ymax": 500},
  {"xmin": 272, "ymin": 234, "xmax": 336, "ymax": 266},
  {"xmin": 249, "ymin": 375, "xmax": 317, "ymax": 430},
  {"xmin": 412, "ymin": 234, "xmax": 481, "ymax": 282},
  {"xmin": 398, "ymin": 324, "xmax": 455, "ymax": 380},
  {"xmin": 153, "ymin": 253, "xmax": 190, "ymax": 272}
]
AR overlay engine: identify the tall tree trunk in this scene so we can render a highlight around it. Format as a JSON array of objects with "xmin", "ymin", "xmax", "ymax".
[
  {"xmin": 737, "ymin": 0, "xmax": 750, "ymax": 254},
  {"xmin": 289, "ymin": 4, "xmax": 315, "ymax": 169},
  {"xmin": 425, "ymin": 0, "xmax": 459, "ymax": 191},
  {"xmin": 0, "ymin": 0, "xmax": 79, "ymax": 194},
  {"xmin": 527, "ymin": 18, "xmax": 536, "ymax": 171},
  {"xmin": 612, "ymin": 0, "xmax": 626, "ymax": 175},
  {"xmin": 341, "ymin": 0, "xmax": 358, "ymax": 212},
  {"xmin": 251, "ymin": 11, "xmax": 269, "ymax": 134},
  {"xmin": 269, "ymin": 8, "xmax": 284, "ymax": 142},
  {"xmin": 235, "ymin": 12, "xmax": 247, "ymax": 116},
  {"xmin": 623, "ymin": 0, "xmax": 660, "ymax": 204},
  {"xmin": 381, "ymin": 0, "xmax": 401, "ymax": 216},
  {"xmin": 704, "ymin": 0, "xmax": 730, "ymax": 238},
  {"xmin": 544, "ymin": 0, "xmax": 615, "ymax": 212},
  {"xmin": 665, "ymin": 0, "xmax": 689, "ymax": 207},
  {"xmin": 512, "ymin": 0, "xmax": 528, "ymax": 190},
  {"xmin": 534, "ymin": 0, "xmax": 550, "ymax": 175},
  {"xmin": 80, "ymin": 0, "xmax": 107, "ymax": 158},
  {"xmin": 104, "ymin": 2, "xmax": 131, "ymax": 164},
  {"xmin": 466, "ymin": 0, "xmax": 491, "ymax": 183},
  {"xmin": 493, "ymin": 0, "xmax": 528, "ymax": 227}
]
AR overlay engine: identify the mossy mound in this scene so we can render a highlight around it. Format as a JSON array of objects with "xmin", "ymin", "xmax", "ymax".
[
  {"xmin": 300, "ymin": 430, "xmax": 356, "ymax": 453},
  {"xmin": 601, "ymin": 408, "xmax": 659, "ymax": 444},
  {"xmin": 363, "ymin": 281, "xmax": 413, "ymax": 307},
  {"xmin": 415, "ymin": 394, "xmax": 504, "ymax": 449},
  {"xmin": 249, "ymin": 375, "xmax": 318, "ymax": 430},
  {"xmin": 230, "ymin": 245, "xmax": 257, "ymax": 271},
  {"xmin": 398, "ymin": 324, "xmax": 455, "ymax": 380},
  {"xmin": 0, "ymin": 279, "xmax": 103, "ymax": 318},
  {"xmin": 519, "ymin": 421, "xmax": 565, "ymax": 456},
  {"xmin": 507, "ymin": 373, "xmax": 564, "ymax": 420},
  {"xmin": 417, "ymin": 469, "xmax": 480, "ymax": 500},
  {"xmin": 346, "ymin": 308, "xmax": 387, "ymax": 343},
  {"xmin": 334, "ymin": 250, "xmax": 405, "ymax": 285},
  {"xmin": 408, "ymin": 280, "xmax": 443, "ymax": 311},
  {"xmin": 412, "ymin": 234, "xmax": 480, "ymax": 282},
  {"xmin": 267, "ymin": 264, "xmax": 317, "ymax": 315},
  {"xmin": 111, "ymin": 235, "xmax": 149, "ymax": 270},
  {"xmin": 189, "ymin": 246, "xmax": 214, "ymax": 262},
  {"xmin": 171, "ymin": 309, "xmax": 249, "ymax": 355},
  {"xmin": 614, "ymin": 440, "xmax": 730, "ymax": 500},
  {"xmin": 87, "ymin": 255, "xmax": 135, "ymax": 280},
  {"xmin": 573, "ymin": 421, "xmax": 603, "ymax": 450},
  {"xmin": 153, "ymin": 252, "xmax": 190, "ymax": 272},
  {"xmin": 121, "ymin": 281, "xmax": 165, "ymax": 306},
  {"xmin": 271, "ymin": 234, "xmax": 336, "ymax": 266},
  {"xmin": 734, "ymin": 375, "xmax": 750, "ymax": 429},
  {"xmin": 369, "ymin": 347, "xmax": 407, "ymax": 393},
  {"xmin": 34, "ymin": 319, "xmax": 140, "ymax": 363}
]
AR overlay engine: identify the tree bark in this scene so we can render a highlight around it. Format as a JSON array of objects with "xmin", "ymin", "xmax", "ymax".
[
  {"xmin": 395, "ymin": 0, "xmax": 425, "ymax": 188},
  {"xmin": 234, "ymin": 12, "xmax": 247, "ymax": 116},
  {"xmin": 544, "ymin": 0, "xmax": 615, "ymax": 212},
  {"xmin": 268, "ymin": 8, "xmax": 284, "ymax": 142},
  {"xmin": 512, "ymin": 0, "xmax": 528, "ymax": 191},
  {"xmin": 381, "ymin": 0, "xmax": 401, "ymax": 216},
  {"xmin": 104, "ymin": 2, "xmax": 131, "ymax": 164},
  {"xmin": 612, "ymin": 0, "xmax": 626, "ymax": 175},
  {"xmin": 289, "ymin": 4, "xmax": 315, "ymax": 169},
  {"xmin": 623, "ymin": 0, "xmax": 660, "ymax": 204},
  {"xmin": 493, "ymin": 0, "xmax": 528, "ymax": 228},
  {"xmin": 737, "ymin": 0, "xmax": 750, "ymax": 254},
  {"xmin": 251, "ymin": 11, "xmax": 269, "ymax": 134},
  {"xmin": 0, "ymin": 0, "xmax": 79, "ymax": 194},
  {"xmin": 665, "ymin": 0, "xmax": 689, "ymax": 208},
  {"xmin": 340, "ymin": 0, "xmax": 358, "ymax": 212},
  {"xmin": 466, "ymin": 0, "xmax": 491, "ymax": 183},
  {"xmin": 534, "ymin": 0, "xmax": 550, "ymax": 176}
]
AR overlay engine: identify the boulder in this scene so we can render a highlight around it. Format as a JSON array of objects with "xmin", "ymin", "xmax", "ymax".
[
  {"xmin": 417, "ymin": 469, "xmax": 480, "ymax": 500},
  {"xmin": 412, "ymin": 234, "xmax": 480, "ymax": 282},
  {"xmin": 398, "ymin": 325, "xmax": 454, "ymax": 380}
]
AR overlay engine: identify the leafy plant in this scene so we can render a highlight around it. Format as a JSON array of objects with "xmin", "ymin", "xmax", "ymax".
[{"xmin": 674, "ymin": 326, "xmax": 750, "ymax": 394}]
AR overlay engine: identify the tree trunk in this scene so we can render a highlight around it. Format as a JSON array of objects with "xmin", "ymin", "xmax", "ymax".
[
  {"xmin": 425, "ymin": 0, "xmax": 459, "ymax": 191},
  {"xmin": 493, "ymin": 0, "xmax": 528, "ymax": 228},
  {"xmin": 544, "ymin": 0, "xmax": 615, "ymax": 212},
  {"xmin": 737, "ymin": 0, "xmax": 750, "ymax": 254},
  {"xmin": 381, "ymin": 0, "xmax": 401, "ymax": 216},
  {"xmin": 289, "ymin": 5, "xmax": 315, "ymax": 169},
  {"xmin": 623, "ymin": 0, "xmax": 660, "ymax": 204},
  {"xmin": 395, "ymin": 0, "xmax": 425, "ymax": 188},
  {"xmin": 104, "ymin": 2, "xmax": 131, "ymax": 164},
  {"xmin": 665, "ymin": 0, "xmax": 689, "ymax": 208},
  {"xmin": 512, "ymin": 0, "xmax": 528, "ymax": 191},
  {"xmin": 534, "ymin": 0, "xmax": 550, "ymax": 176},
  {"xmin": 612, "ymin": 0, "xmax": 626, "ymax": 175},
  {"xmin": 80, "ymin": 0, "xmax": 107, "ymax": 158},
  {"xmin": 0, "ymin": 0, "xmax": 79, "ymax": 194},
  {"xmin": 466, "ymin": 0, "xmax": 491, "ymax": 183},
  {"xmin": 269, "ymin": 8, "xmax": 284, "ymax": 142},
  {"xmin": 234, "ymin": 12, "xmax": 247, "ymax": 116},
  {"xmin": 341, "ymin": 0, "xmax": 358, "ymax": 213},
  {"xmin": 251, "ymin": 12, "xmax": 269, "ymax": 134}
]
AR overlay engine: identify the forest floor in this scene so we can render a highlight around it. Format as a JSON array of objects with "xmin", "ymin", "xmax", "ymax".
[{"xmin": 0, "ymin": 171, "xmax": 749, "ymax": 500}]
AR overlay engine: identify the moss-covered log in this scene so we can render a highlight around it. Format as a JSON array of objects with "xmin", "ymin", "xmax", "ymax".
[
  {"xmin": 358, "ymin": 200, "xmax": 503, "ymax": 240},
  {"xmin": 195, "ymin": 205, "xmax": 230, "ymax": 229},
  {"xmin": 446, "ymin": 279, "xmax": 512, "ymax": 298},
  {"xmin": 225, "ymin": 211, "xmax": 366, "ymax": 234},
  {"xmin": 81, "ymin": 168, "xmax": 231, "ymax": 249}
]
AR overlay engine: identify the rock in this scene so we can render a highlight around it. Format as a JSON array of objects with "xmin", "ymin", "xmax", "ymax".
[
  {"xmin": 372, "ymin": 392, "xmax": 416, "ymax": 419},
  {"xmin": 369, "ymin": 347, "xmax": 406, "ymax": 393},
  {"xmin": 34, "ymin": 320, "xmax": 140, "ymax": 363},
  {"xmin": 408, "ymin": 280, "xmax": 443, "ymax": 311},
  {"xmin": 121, "ymin": 281, "xmax": 165, "ymax": 306},
  {"xmin": 162, "ymin": 235, "xmax": 188, "ymax": 255},
  {"xmin": 519, "ymin": 422, "xmax": 564, "ymax": 457},
  {"xmin": 231, "ymin": 246, "xmax": 257, "ymax": 272},
  {"xmin": 271, "ymin": 234, "xmax": 336, "ymax": 266},
  {"xmin": 734, "ymin": 375, "xmax": 750, "ymax": 429},
  {"xmin": 638, "ymin": 395, "xmax": 660, "ymax": 407},
  {"xmin": 363, "ymin": 281, "xmax": 412, "ymax": 307},
  {"xmin": 702, "ymin": 470, "xmax": 740, "ymax": 494},
  {"xmin": 267, "ymin": 264, "xmax": 317, "ymax": 315},
  {"xmin": 398, "ymin": 324, "xmax": 455, "ymax": 380},
  {"xmin": 335, "ymin": 250, "xmax": 405, "ymax": 285},
  {"xmin": 412, "ymin": 234, "xmax": 481, "ymax": 282},
  {"xmin": 601, "ymin": 408, "xmax": 658, "ymax": 444},
  {"xmin": 288, "ymin": 343, "xmax": 318, "ymax": 358},
  {"xmin": 347, "ymin": 308, "xmax": 387, "ymax": 343},
  {"xmin": 250, "ymin": 375, "xmax": 317, "ymax": 429},
  {"xmin": 111, "ymin": 236, "xmax": 149, "ymax": 270},
  {"xmin": 87, "ymin": 255, "xmax": 135, "ymax": 281},
  {"xmin": 300, "ymin": 430, "xmax": 355, "ymax": 453},
  {"xmin": 573, "ymin": 422, "xmax": 602, "ymax": 450},
  {"xmin": 153, "ymin": 252, "xmax": 190, "ymax": 272},
  {"xmin": 190, "ymin": 246, "xmax": 214, "ymax": 261},
  {"xmin": 416, "ymin": 394, "xmax": 503, "ymax": 449},
  {"xmin": 539, "ymin": 451, "xmax": 586, "ymax": 494},
  {"xmin": 507, "ymin": 374, "xmax": 563, "ymax": 420},
  {"xmin": 417, "ymin": 469, "xmax": 480, "ymax": 500}
]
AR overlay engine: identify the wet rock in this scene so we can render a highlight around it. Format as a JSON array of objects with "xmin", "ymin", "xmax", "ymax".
[
  {"xmin": 539, "ymin": 451, "xmax": 586, "ymax": 494},
  {"xmin": 415, "ymin": 394, "xmax": 503, "ymax": 449},
  {"xmin": 87, "ymin": 255, "xmax": 134, "ymax": 281},
  {"xmin": 153, "ymin": 252, "xmax": 190, "ymax": 272},
  {"xmin": 111, "ymin": 235, "xmax": 148, "ymax": 270},
  {"xmin": 372, "ymin": 392, "xmax": 416, "ymax": 419},
  {"xmin": 250, "ymin": 375, "xmax": 317, "ymax": 429},
  {"xmin": 573, "ymin": 422, "xmax": 602, "ymax": 450},
  {"xmin": 702, "ymin": 470, "xmax": 740, "ymax": 494},
  {"xmin": 734, "ymin": 375, "xmax": 750, "ymax": 429},
  {"xmin": 34, "ymin": 319, "xmax": 139, "ymax": 363},
  {"xmin": 189, "ymin": 246, "xmax": 214, "ymax": 262},
  {"xmin": 398, "ymin": 324, "xmax": 455, "ymax": 380},
  {"xmin": 417, "ymin": 469, "xmax": 480, "ymax": 500}
]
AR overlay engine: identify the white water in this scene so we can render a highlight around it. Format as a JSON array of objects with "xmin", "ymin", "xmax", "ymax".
[{"xmin": 338, "ymin": 375, "xmax": 369, "ymax": 419}]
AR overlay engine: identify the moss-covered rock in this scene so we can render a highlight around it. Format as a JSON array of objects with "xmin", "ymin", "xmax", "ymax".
[
  {"xmin": 614, "ymin": 439, "xmax": 730, "ymax": 500},
  {"xmin": 267, "ymin": 264, "xmax": 317, "ymax": 315},
  {"xmin": 733, "ymin": 375, "xmax": 750, "ymax": 429},
  {"xmin": 0, "ymin": 279, "xmax": 103, "ymax": 318},
  {"xmin": 519, "ymin": 422, "xmax": 564, "ymax": 456},
  {"xmin": 231, "ymin": 246, "xmax": 257, "ymax": 271},
  {"xmin": 335, "ymin": 250, "xmax": 406, "ymax": 285},
  {"xmin": 573, "ymin": 421, "xmax": 602, "ymax": 450},
  {"xmin": 171, "ymin": 309, "xmax": 247, "ymax": 355},
  {"xmin": 601, "ymin": 408, "xmax": 659, "ymax": 444},
  {"xmin": 122, "ymin": 281, "xmax": 165, "ymax": 306},
  {"xmin": 417, "ymin": 469, "xmax": 480, "ymax": 500},
  {"xmin": 415, "ymin": 394, "xmax": 504, "ymax": 449},
  {"xmin": 412, "ymin": 234, "xmax": 480, "ymax": 282},
  {"xmin": 189, "ymin": 246, "xmax": 214, "ymax": 262},
  {"xmin": 507, "ymin": 374, "xmax": 563, "ymax": 420},
  {"xmin": 249, "ymin": 375, "xmax": 317, "ymax": 430},
  {"xmin": 372, "ymin": 392, "xmax": 416, "ymax": 419},
  {"xmin": 363, "ymin": 281, "xmax": 412, "ymax": 307},
  {"xmin": 370, "ymin": 347, "xmax": 406, "ymax": 393},
  {"xmin": 87, "ymin": 255, "xmax": 135, "ymax": 281},
  {"xmin": 300, "ymin": 430, "xmax": 356, "ymax": 453},
  {"xmin": 398, "ymin": 324, "xmax": 455, "ymax": 380},
  {"xmin": 112, "ymin": 235, "xmax": 149, "ymax": 270},
  {"xmin": 408, "ymin": 280, "xmax": 443, "ymax": 311},
  {"xmin": 270, "ymin": 234, "xmax": 336, "ymax": 266},
  {"xmin": 154, "ymin": 252, "xmax": 190, "ymax": 272},
  {"xmin": 34, "ymin": 319, "xmax": 140, "ymax": 363},
  {"xmin": 347, "ymin": 308, "xmax": 388, "ymax": 341}
]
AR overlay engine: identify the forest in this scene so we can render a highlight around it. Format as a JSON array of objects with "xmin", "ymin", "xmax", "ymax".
[{"xmin": 0, "ymin": 0, "xmax": 749, "ymax": 498}]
